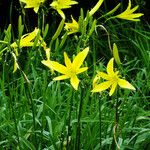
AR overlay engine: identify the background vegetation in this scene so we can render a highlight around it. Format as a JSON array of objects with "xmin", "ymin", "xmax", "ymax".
[{"xmin": 0, "ymin": 0, "xmax": 150, "ymax": 149}]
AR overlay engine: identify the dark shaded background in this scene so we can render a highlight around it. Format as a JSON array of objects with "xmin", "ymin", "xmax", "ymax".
[{"xmin": 0, "ymin": 0, "xmax": 149, "ymax": 31}]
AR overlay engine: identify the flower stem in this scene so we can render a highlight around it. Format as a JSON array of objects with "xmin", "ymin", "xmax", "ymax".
[
  {"xmin": 75, "ymin": 89, "xmax": 84, "ymax": 150},
  {"xmin": 66, "ymin": 87, "xmax": 74, "ymax": 149},
  {"xmin": 20, "ymin": 70, "xmax": 37, "ymax": 148},
  {"xmin": 111, "ymin": 90, "xmax": 120, "ymax": 150},
  {"xmin": 98, "ymin": 95, "xmax": 102, "ymax": 149}
]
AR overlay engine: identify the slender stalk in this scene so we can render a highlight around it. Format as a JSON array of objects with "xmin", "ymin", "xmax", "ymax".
[
  {"xmin": 98, "ymin": 95, "xmax": 102, "ymax": 149},
  {"xmin": 20, "ymin": 70, "xmax": 37, "ymax": 148},
  {"xmin": 8, "ymin": 81, "xmax": 21, "ymax": 148},
  {"xmin": 75, "ymin": 89, "xmax": 84, "ymax": 150},
  {"xmin": 66, "ymin": 87, "xmax": 74, "ymax": 150},
  {"xmin": 111, "ymin": 90, "xmax": 120, "ymax": 150}
]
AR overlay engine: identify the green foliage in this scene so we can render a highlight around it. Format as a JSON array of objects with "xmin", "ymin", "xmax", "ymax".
[{"xmin": 0, "ymin": 0, "xmax": 149, "ymax": 149}]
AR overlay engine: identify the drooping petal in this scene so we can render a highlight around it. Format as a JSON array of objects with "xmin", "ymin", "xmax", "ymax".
[
  {"xmin": 91, "ymin": 81, "xmax": 112, "ymax": 93},
  {"xmin": 93, "ymin": 75, "xmax": 100, "ymax": 88},
  {"xmin": 109, "ymin": 82, "xmax": 117, "ymax": 96},
  {"xmin": 118, "ymin": 79, "xmax": 136, "ymax": 90},
  {"xmin": 64, "ymin": 52, "xmax": 72, "ymax": 69},
  {"xmin": 76, "ymin": 67, "xmax": 88, "ymax": 74},
  {"xmin": 89, "ymin": 0, "xmax": 104, "ymax": 16},
  {"xmin": 57, "ymin": 9, "xmax": 66, "ymax": 19},
  {"xmin": 98, "ymin": 72, "xmax": 110, "ymax": 80},
  {"xmin": 70, "ymin": 75, "xmax": 79, "ymax": 90},
  {"xmin": 50, "ymin": 61, "xmax": 68, "ymax": 75},
  {"xmin": 53, "ymin": 75, "xmax": 70, "ymax": 80},
  {"xmin": 107, "ymin": 58, "xmax": 115, "ymax": 75},
  {"xmin": 72, "ymin": 47, "xmax": 89, "ymax": 69},
  {"xmin": 128, "ymin": 5, "xmax": 139, "ymax": 14},
  {"xmin": 41, "ymin": 60, "xmax": 54, "ymax": 74}
]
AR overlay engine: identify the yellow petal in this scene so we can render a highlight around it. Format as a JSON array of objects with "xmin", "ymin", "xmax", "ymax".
[
  {"xmin": 42, "ymin": 59, "xmax": 52, "ymax": 67},
  {"xmin": 57, "ymin": 9, "xmax": 66, "ymax": 19},
  {"xmin": 91, "ymin": 81, "xmax": 112, "ymax": 93},
  {"xmin": 53, "ymin": 75, "xmax": 70, "ymax": 80},
  {"xmin": 129, "ymin": 6, "xmax": 139, "ymax": 14},
  {"xmin": 107, "ymin": 58, "xmax": 115, "ymax": 75},
  {"xmin": 20, "ymin": 28, "xmax": 39, "ymax": 46},
  {"xmin": 89, "ymin": 0, "xmax": 104, "ymax": 16},
  {"xmin": 93, "ymin": 75, "xmax": 100, "ymax": 88},
  {"xmin": 73, "ymin": 47, "xmax": 89, "ymax": 69},
  {"xmin": 34, "ymin": 6, "xmax": 39, "ymax": 13},
  {"xmin": 98, "ymin": 72, "xmax": 110, "ymax": 80},
  {"xmin": 109, "ymin": 82, "xmax": 117, "ymax": 96},
  {"xmin": 64, "ymin": 52, "xmax": 72, "ymax": 68},
  {"xmin": 76, "ymin": 67, "xmax": 88, "ymax": 74},
  {"xmin": 118, "ymin": 79, "xmax": 136, "ymax": 90},
  {"xmin": 70, "ymin": 75, "xmax": 79, "ymax": 90},
  {"xmin": 50, "ymin": 61, "xmax": 68, "ymax": 75}
]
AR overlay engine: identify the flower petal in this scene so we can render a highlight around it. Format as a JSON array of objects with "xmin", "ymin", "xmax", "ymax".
[
  {"xmin": 64, "ymin": 52, "xmax": 72, "ymax": 68},
  {"xmin": 109, "ymin": 82, "xmax": 117, "ymax": 96},
  {"xmin": 91, "ymin": 81, "xmax": 112, "ymax": 93},
  {"xmin": 53, "ymin": 75, "xmax": 70, "ymax": 80},
  {"xmin": 50, "ymin": 61, "xmax": 69, "ymax": 75},
  {"xmin": 76, "ymin": 67, "xmax": 88, "ymax": 74},
  {"xmin": 57, "ymin": 9, "xmax": 66, "ymax": 19},
  {"xmin": 72, "ymin": 47, "xmax": 89, "ymax": 69},
  {"xmin": 98, "ymin": 72, "xmax": 110, "ymax": 80},
  {"xmin": 70, "ymin": 75, "xmax": 79, "ymax": 90},
  {"xmin": 107, "ymin": 58, "xmax": 115, "ymax": 75},
  {"xmin": 118, "ymin": 79, "xmax": 136, "ymax": 90},
  {"xmin": 89, "ymin": 0, "xmax": 104, "ymax": 16}
]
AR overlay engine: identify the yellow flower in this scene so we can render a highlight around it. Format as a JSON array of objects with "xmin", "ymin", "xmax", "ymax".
[
  {"xmin": 20, "ymin": 0, "xmax": 45, "ymax": 13},
  {"xmin": 64, "ymin": 16, "xmax": 79, "ymax": 35},
  {"xmin": 92, "ymin": 58, "xmax": 135, "ymax": 96},
  {"xmin": 115, "ymin": 0, "xmax": 144, "ymax": 21},
  {"xmin": 43, "ymin": 47, "xmax": 89, "ymax": 90},
  {"xmin": 89, "ymin": 0, "xmax": 104, "ymax": 17},
  {"xmin": 11, "ymin": 28, "xmax": 39, "ymax": 48},
  {"xmin": 50, "ymin": 0, "xmax": 78, "ymax": 19}
]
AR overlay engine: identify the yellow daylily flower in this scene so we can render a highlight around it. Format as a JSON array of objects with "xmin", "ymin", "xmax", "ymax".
[
  {"xmin": 115, "ymin": 0, "xmax": 144, "ymax": 21},
  {"xmin": 20, "ymin": 0, "xmax": 45, "ymax": 13},
  {"xmin": 92, "ymin": 58, "xmax": 135, "ymax": 96},
  {"xmin": 50, "ymin": 0, "xmax": 78, "ymax": 19},
  {"xmin": 11, "ymin": 28, "xmax": 39, "ymax": 48},
  {"xmin": 64, "ymin": 16, "xmax": 79, "ymax": 35},
  {"xmin": 89, "ymin": 0, "xmax": 104, "ymax": 17},
  {"xmin": 43, "ymin": 47, "xmax": 89, "ymax": 90}
]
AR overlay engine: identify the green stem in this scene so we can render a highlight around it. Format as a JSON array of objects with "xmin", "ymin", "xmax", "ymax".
[
  {"xmin": 9, "ymin": 82, "xmax": 21, "ymax": 148},
  {"xmin": 66, "ymin": 87, "xmax": 74, "ymax": 149},
  {"xmin": 98, "ymin": 95, "xmax": 102, "ymax": 149},
  {"xmin": 75, "ymin": 89, "xmax": 84, "ymax": 150},
  {"xmin": 21, "ymin": 70, "xmax": 37, "ymax": 148},
  {"xmin": 111, "ymin": 90, "xmax": 120, "ymax": 150}
]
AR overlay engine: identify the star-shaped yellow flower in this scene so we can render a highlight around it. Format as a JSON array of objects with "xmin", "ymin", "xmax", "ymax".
[
  {"xmin": 64, "ymin": 16, "xmax": 79, "ymax": 35},
  {"xmin": 20, "ymin": 0, "xmax": 45, "ymax": 13},
  {"xmin": 50, "ymin": 0, "xmax": 78, "ymax": 19},
  {"xmin": 11, "ymin": 28, "xmax": 39, "ymax": 48},
  {"xmin": 43, "ymin": 47, "xmax": 89, "ymax": 90},
  {"xmin": 115, "ymin": 0, "xmax": 144, "ymax": 21},
  {"xmin": 92, "ymin": 58, "xmax": 135, "ymax": 96}
]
